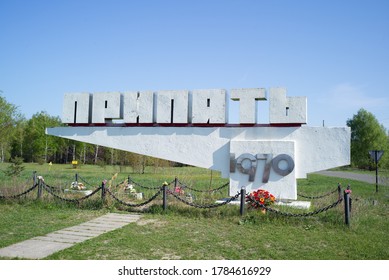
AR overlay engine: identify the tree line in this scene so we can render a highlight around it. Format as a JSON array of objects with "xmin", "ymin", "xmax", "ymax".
[
  {"xmin": 0, "ymin": 95, "xmax": 173, "ymax": 172},
  {"xmin": 347, "ymin": 108, "xmax": 389, "ymax": 169},
  {"xmin": 1, "ymin": 94, "xmax": 388, "ymax": 170}
]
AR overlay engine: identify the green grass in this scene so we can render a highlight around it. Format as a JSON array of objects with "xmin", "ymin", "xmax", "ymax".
[{"xmin": 1, "ymin": 163, "xmax": 388, "ymax": 260}]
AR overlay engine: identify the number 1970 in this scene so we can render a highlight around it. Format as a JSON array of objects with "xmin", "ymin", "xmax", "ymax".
[{"xmin": 230, "ymin": 153, "xmax": 294, "ymax": 182}]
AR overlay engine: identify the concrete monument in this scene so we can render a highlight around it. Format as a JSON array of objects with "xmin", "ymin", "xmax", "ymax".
[{"xmin": 47, "ymin": 87, "xmax": 350, "ymax": 200}]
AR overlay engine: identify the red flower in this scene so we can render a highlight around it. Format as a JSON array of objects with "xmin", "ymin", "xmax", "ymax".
[{"xmin": 246, "ymin": 188, "xmax": 276, "ymax": 209}]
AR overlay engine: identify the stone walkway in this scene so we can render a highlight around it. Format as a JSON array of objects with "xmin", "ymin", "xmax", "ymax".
[{"xmin": 0, "ymin": 213, "xmax": 141, "ymax": 259}]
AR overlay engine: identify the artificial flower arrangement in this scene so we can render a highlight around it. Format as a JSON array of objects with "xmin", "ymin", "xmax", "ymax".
[{"xmin": 246, "ymin": 188, "xmax": 276, "ymax": 209}]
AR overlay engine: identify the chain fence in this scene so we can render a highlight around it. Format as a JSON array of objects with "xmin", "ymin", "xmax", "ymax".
[
  {"xmin": 177, "ymin": 179, "xmax": 230, "ymax": 193},
  {"xmin": 297, "ymin": 186, "xmax": 340, "ymax": 199},
  {"xmin": 106, "ymin": 187, "xmax": 163, "ymax": 207},
  {"xmin": 0, "ymin": 173, "xmax": 353, "ymax": 224},
  {"xmin": 77, "ymin": 175, "xmax": 100, "ymax": 188},
  {"xmin": 42, "ymin": 182, "xmax": 103, "ymax": 203},
  {"xmin": 0, "ymin": 172, "xmax": 38, "ymax": 199},
  {"xmin": 246, "ymin": 195, "xmax": 344, "ymax": 217},
  {"xmin": 168, "ymin": 189, "xmax": 240, "ymax": 208},
  {"xmin": 0, "ymin": 183, "xmax": 38, "ymax": 199},
  {"xmin": 129, "ymin": 177, "xmax": 172, "ymax": 190}
]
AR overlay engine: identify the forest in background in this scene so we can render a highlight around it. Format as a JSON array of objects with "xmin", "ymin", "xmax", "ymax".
[{"xmin": 0, "ymin": 95, "xmax": 173, "ymax": 173}]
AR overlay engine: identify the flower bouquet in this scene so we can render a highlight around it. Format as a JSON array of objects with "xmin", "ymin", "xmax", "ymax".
[{"xmin": 246, "ymin": 189, "xmax": 276, "ymax": 212}]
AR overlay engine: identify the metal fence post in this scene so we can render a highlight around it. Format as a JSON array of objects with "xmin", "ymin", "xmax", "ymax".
[
  {"xmin": 33, "ymin": 171, "xmax": 37, "ymax": 187},
  {"xmin": 344, "ymin": 190, "xmax": 350, "ymax": 226},
  {"xmin": 75, "ymin": 173, "xmax": 78, "ymax": 184},
  {"xmin": 162, "ymin": 182, "xmax": 168, "ymax": 211},
  {"xmin": 375, "ymin": 161, "xmax": 379, "ymax": 192},
  {"xmin": 347, "ymin": 185, "xmax": 352, "ymax": 212},
  {"xmin": 37, "ymin": 176, "xmax": 42, "ymax": 199},
  {"xmin": 240, "ymin": 187, "xmax": 246, "ymax": 216},
  {"xmin": 337, "ymin": 183, "xmax": 342, "ymax": 200},
  {"xmin": 101, "ymin": 180, "xmax": 106, "ymax": 202}
]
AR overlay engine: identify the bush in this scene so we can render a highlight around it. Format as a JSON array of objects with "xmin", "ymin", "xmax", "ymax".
[{"xmin": 5, "ymin": 156, "xmax": 25, "ymax": 177}]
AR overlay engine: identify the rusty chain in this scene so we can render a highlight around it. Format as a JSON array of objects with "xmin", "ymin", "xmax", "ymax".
[
  {"xmin": 0, "ymin": 183, "xmax": 38, "ymax": 199},
  {"xmin": 0, "ymin": 172, "xmax": 38, "ymax": 199},
  {"xmin": 42, "ymin": 182, "xmax": 103, "ymax": 203},
  {"xmin": 106, "ymin": 187, "xmax": 162, "ymax": 207},
  {"xmin": 77, "ymin": 175, "xmax": 100, "ymax": 188},
  {"xmin": 168, "ymin": 189, "xmax": 241, "ymax": 208},
  {"xmin": 246, "ymin": 195, "xmax": 343, "ymax": 217},
  {"xmin": 177, "ymin": 180, "xmax": 229, "ymax": 193},
  {"xmin": 129, "ymin": 178, "xmax": 172, "ymax": 190},
  {"xmin": 297, "ymin": 187, "xmax": 339, "ymax": 199}
]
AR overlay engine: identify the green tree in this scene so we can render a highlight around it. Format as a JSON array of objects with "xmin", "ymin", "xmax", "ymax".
[
  {"xmin": 10, "ymin": 117, "xmax": 27, "ymax": 158},
  {"xmin": 347, "ymin": 108, "xmax": 389, "ymax": 169},
  {"xmin": 5, "ymin": 156, "xmax": 25, "ymax": 177},
  {"xmin": 0, "ymin": 94, "xmax": 23, "ymax": 162},
  {"xmin": 23, "ymin": 111, "xmax": 63, "ymax": 163}
]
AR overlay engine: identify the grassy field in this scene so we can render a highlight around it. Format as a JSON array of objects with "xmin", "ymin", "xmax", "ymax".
[{"xmin": 0, "ymin": 162, "xmax": 388, "ymax": 260}]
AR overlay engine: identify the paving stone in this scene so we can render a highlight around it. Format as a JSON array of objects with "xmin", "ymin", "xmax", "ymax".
[
  {"xmin": 83, "ymin": 220, "xmax": 130, "ymax": 227},
  {"xmin": 32, "ymin": 236, "xmax": 78, "ymax": 244},
  {"xmin": 39, "ymin": 233, "xmax": 90, "ymax": 243},
  {"xmin": 0, "ymin": 239, "xmax": 73, "ymax": 259},
  {"xmin": 95, "ymin": 215, "xmax": 141, "ymax": 223},
  {"xmin": 104, "ymin": 213, "xmax": 141, "ymax": 219},
  {"xmin": 77, "ymin": 222, "xmax": 121, "ymax": 230},
  {"xmin": 54, "ymin": 230, "xmax": 100, "ymax": 237},
  {"xmin": 63, "ymin": 226, "xmax": 108, "ymax": 234}
]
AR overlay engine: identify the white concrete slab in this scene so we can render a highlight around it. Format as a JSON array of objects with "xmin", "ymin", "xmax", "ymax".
[
  {"xmin": 275, "ymin": 200, "xmax": 311, "ymax": 209},
  {"xmin": 0, "ymin": 239, "xmax": 73, "ymax": 259},
  {"xmin": 215, "ymin": 199, "xmax": 311, "ymax": 209}
]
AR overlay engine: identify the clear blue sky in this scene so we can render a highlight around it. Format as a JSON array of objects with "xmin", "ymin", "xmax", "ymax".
[{"xmin": 1, "ymin": 0, "xmax": 388, "ymax": 128}]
